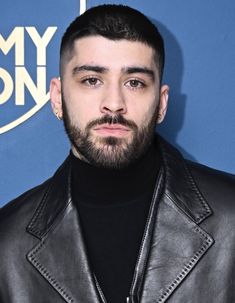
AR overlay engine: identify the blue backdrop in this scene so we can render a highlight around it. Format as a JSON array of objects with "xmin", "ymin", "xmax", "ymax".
[{"xmin": 1, "ymin": 0, "xmax": 235, "ymax": 206}]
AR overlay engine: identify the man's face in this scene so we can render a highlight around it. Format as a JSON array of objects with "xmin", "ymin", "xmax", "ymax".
[{"xmin": 50, "ymin": 36, "xmax": 169, "ymax": 168}]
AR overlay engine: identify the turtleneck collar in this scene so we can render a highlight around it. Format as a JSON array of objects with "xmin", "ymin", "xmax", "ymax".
[{"xmin": 71, "ymin": 140, "xmax": 162, "ymax": 205}]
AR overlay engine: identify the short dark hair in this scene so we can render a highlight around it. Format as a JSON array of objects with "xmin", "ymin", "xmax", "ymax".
[{"xmin": 60, "ymin": 4, "xmax": 165, "ymax": 81}]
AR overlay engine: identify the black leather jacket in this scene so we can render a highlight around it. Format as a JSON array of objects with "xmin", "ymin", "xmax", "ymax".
[{"xmin": 1, "ymin": 137, "xmax": 235, "ymax": 303}]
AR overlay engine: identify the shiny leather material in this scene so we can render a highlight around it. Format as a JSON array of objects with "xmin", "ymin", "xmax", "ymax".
[{"xmin": 1, "ymin": 137, "xmax": 235, "ymax": 303}]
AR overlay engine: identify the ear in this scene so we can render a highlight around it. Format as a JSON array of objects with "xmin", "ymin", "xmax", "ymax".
[
  {"xmin": 156, "ymin": 84, "xmax": 169, "ymax": 124},
  {"xmin": 50, "ymin": 77, "xmax": 63, "ymax": 120}
]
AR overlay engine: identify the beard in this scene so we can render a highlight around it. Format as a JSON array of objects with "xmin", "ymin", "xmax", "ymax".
[{"xmin": 62, "ymin": 100, "xmax": 157, "ymax": 169}]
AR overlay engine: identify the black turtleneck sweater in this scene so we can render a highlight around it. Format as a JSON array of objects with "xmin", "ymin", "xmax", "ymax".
[{"xmin": 71, "ymin": 142, "xmax": 161, "ymax": 303}]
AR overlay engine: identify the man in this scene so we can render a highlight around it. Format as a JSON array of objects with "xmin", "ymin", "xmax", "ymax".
[{"xmin": 0, "ymin": 4, "xmax": 235, "ymax": 303}]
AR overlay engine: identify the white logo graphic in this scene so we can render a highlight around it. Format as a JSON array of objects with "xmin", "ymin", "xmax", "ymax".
[
  {"xmin": 0, "ymin": 0, "xmax": 87, "ymax": 134},
  {"xmin": 0, "ymin": 26, "xmax": 57, "ymax": 134},
  {"xmin": 80, "ymin": 0, "xmax": 87, "ymax": 14}
]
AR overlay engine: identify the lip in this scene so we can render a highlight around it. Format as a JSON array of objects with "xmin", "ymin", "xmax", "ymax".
[{"xmin": 93, "ymin": 124, "xmax": 130, "ymax": 136}]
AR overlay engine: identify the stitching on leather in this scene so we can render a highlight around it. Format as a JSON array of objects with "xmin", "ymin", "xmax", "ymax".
[
  {"xmin": 130, "ymin": 168, "xmax": 165, "ymax": 297},
  {"xmin": 176, "ymin": 161, "xmax": 211, "ymax": 222},
  {"xmin": 28, "ymin": 180, "xmax": 72, "ymax": 239},
  {"xmin": 155, "ymin": 226, "xmax": 214, "ymax": 303},
  {"xmin": 138, "ymin": 171, "xmax": 165, "ymax": 283},
  {"xmin": 27, "ymin": 241, "xmax": 74, "ymax": 303},
  {"xmin": 160, "ymin": 139, "xmax": 211, "ymax": 223},
  {"xmin": 184, "ymin": 163, "xmax": 211, "ymax": 218},
  {"xmin": 94, "ymin": 274, "xmax": 107, "ymax": 303},
  {"xmin": 27, "ymin": 159, "xmax": 72, "ymax": 238},
  {"xmin": 29, "ymin": 198, "xmax": 72, "ymax": 239},
  {"xmin": 27, "ymin": 184, "xmax": 52, "ymax": 236}
]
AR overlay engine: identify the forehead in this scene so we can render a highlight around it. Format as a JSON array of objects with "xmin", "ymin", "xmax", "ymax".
[{"xmin": 66, "ymin": 36, "xmax": 157, "ymax": 70}]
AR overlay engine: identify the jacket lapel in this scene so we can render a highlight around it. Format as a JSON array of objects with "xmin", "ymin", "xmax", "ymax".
[
  {"xmin": 26, "ymin": 158, "xmax": 102, "ymax": 303},
  {"xmin": 140, "ymin": 138, "xmax": 214, "ymax": 302}
]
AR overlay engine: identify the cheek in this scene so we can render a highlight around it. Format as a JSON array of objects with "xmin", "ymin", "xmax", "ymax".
[
  {"xmin": 64, "ymin": 98, "xmax": 100, "ymax": 130},
  {"xmin": 129, "ymin": 98, "xmax": 158, "ymax": 126},
  {"xmin": 141, "ymin": 109, "xmax": 157, "ymax": 127},
  {"xmin": 63, "ymin": 83, "xmax": 101, "ymax": 112}
]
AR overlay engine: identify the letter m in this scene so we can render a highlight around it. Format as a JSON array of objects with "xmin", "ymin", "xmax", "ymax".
[{"xmin": 0, "ymin": 27, "xmax": 24, "ymax": 65}]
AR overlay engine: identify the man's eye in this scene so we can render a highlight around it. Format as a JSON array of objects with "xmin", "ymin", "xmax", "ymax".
[
  {"xmin": 82, "ymin": 77, "xmax": 102, "ymax": 86},
  {"xmin": 126, "ymin": 79, "xmax": 146, "ymax": 89}
]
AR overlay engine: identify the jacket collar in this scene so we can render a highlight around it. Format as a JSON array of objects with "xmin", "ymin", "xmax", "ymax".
[
  {"xmin": 26, "ymin": 136, "xmax": 214, "ymax": 302},
  {"xmin": 159, "ymin": 137, "xmax": 212, "ymax": 224},
  {"xmin": 26, "ymin": 156, "xmax": 72, "ymax": 239},
  {"xmin": 27, "ymin": 136, "xmax": 212, "ymax": 239}
]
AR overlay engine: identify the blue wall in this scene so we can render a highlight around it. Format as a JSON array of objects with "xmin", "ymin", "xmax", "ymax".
[{"xmin": 1, "ymin": 0, "xmax": 235, "ymax": 206}]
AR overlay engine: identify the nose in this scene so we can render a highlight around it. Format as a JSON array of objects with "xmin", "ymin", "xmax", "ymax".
[{"xmin": 100, "ymin": 82, "xmax": 127, "ymax": 115}]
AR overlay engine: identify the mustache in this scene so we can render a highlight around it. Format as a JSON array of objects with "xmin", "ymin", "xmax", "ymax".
[{"xmin": 86, "ymin": 114, "xmax": 138, "ymax": 130}]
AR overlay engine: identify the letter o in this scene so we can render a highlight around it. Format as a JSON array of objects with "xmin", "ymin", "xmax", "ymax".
[{"xmin": 0, "ymin": 68, "xmax": 13, "ymax": 104}]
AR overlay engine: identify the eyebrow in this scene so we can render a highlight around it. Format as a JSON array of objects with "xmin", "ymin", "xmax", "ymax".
[
  {"xmin": 72, "ymin": 65, "xmax": 108, "ymax": 75},
  {"xmin": 122, "ymin": 66, "xmax": 155, "ymax": 81},
  {"xmin": 72, "ymin": 64, "xmax": 155, "ymax": 80}
]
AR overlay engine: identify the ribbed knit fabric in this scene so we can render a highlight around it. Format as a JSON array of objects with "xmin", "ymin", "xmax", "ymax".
[{"xmin": 71, "ymin": 142, "xmax": 161, "ymax": 302}]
